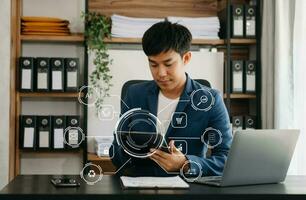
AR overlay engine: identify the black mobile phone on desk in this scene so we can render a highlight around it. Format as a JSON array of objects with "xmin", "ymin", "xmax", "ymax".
[{"xmin": 51, "ymin": 176, "xmax": 80, "ymax": 187}]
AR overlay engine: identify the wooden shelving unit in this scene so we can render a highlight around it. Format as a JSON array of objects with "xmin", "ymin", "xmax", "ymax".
[{"xmin": 9, "ymin": 0, "xmax": 88, "ymax": 180}]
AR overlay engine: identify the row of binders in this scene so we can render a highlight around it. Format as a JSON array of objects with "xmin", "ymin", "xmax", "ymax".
[
  {"xmin": 231, "ymin": 60, "xmax": 256, "ymax": 93},
  {"xmin": 19, "ymin": 57, "xmax": 79, "ymax": 92},
  {"xmin": 20, "ymin": 115, "xmax": 82, "ymax": 150},
  {"xmin": 111, "ymin": 14, "xmax": 220, "ymax": 39},
  {"xmin": 219, "ymin": 4, "xmax": 257, "ymax": 38},
  {"xmin": 232, "ymin": 115, "xmax": 256, "ymax": 131}
]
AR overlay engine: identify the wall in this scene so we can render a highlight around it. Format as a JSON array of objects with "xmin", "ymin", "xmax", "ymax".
[{"xmin": 0, "ymin": 0, "xmax": 11, "ymax": 190}]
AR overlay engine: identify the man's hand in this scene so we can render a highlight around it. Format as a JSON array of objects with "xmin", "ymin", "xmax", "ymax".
[{"xmin": 149, "ymin": 140, "xmax": 188, "ymax": 172}]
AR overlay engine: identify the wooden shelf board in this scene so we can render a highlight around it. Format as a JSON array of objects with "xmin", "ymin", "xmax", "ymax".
[
  {"xmin": 104, "ymin": 38, "xmax": 257, "ymax": 45},
  {"xmin": 20, "ymin": 33, "xmax": 84, "ymax": 42},
  {"xmin": 20, "ymin": 35, "xmax": 256, "ymax": 45},
  {"xmin": 224, "ymin": 93, "xmax": 256, "ymax": 99},
  {"xmin": 88, "ymin": 153, "xmax": 111, "ymax": 161},
  {"xmin": 18, "ymin": 92, "xmax": 82, "ymax": 98},
  {"xmin": 230, "ymin": 39, "xmax": 257, "ymax": 45},
  {"xmin": 20, "ymin": 149, "xmax": 83, "ymax": 155}
]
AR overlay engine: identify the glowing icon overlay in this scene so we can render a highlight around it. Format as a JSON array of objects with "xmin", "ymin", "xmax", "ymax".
[{"xmin": 115, "ymin": 108, "xmax": 164, "ymax": 158}]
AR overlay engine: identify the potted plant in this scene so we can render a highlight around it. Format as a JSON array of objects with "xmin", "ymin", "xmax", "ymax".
[{"xmin": 82, "ymin": 12, "xmax": 113, "ymax": 115}]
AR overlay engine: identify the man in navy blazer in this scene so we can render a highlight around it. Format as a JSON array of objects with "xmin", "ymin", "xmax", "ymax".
[{"xmin": 110, "ymin": 21, "xmax": 232, "ymax": 177}]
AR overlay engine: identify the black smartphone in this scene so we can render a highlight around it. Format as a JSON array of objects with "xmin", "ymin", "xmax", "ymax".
[{"xmin": 51, "ymin": 177, "xmax": 80, "ymax": 187}]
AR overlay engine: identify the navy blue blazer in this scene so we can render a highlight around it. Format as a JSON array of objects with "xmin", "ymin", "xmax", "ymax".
[{"xmin": 110, "ymin": 74, "xmax": 232, "ymax": 177}]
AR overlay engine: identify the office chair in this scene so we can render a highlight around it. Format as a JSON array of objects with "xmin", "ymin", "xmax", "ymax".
[{"xmin": 121, "ymin": 79, "xmax": 211, "ymax": 99}]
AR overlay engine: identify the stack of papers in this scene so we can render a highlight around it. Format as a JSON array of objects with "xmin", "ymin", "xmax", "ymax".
[
  {"xmin": 120, "ymin": 176, "xmax": 189, "ymax": 189},
  {"xmin": 111, "ymin": 14, "xmax": 164, "ymax": 38},
  {"xmin": 111, "ymin": 14, "xmax": 220, "ymax": 39},
  {"xmin": 94, "ymin": 137, "xmax": 113, "ymax": 157},
  {"xmin": 167, "ymin": 16, "xmax": 220, "ymax": 39},
  {"xmin": 21, "ymin": 16, "xmax": 70, "ymax": 36}
]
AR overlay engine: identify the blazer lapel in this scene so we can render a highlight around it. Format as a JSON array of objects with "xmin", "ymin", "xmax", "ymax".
[{"xmin": 147, "ymin": 82, "xmax": 159, "ymax": 117}]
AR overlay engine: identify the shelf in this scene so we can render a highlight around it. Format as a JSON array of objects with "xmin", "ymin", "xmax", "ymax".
[
  {"xmin": 18, "ymin": 92, "xmax": 83, "ymax": 98},
  {"xmin": 88, "ymin": 153, "xmax": 111, "ymax": 161},
  {"xmin": 223, "ymin": 93, "xmax": 256, "ymax": 99},
  {"xmin": 18, "ymin": 92, "xmax": 255, "ymax": 99},
  {"xmin": 20, "ymin": 33, "xmax": 84, "ymax": 43},
  {"xmin": 230, "ymin": 39, "xmax": 257, "ymax": 45},
  {"xmin": 19, "ymin": 34, "xmax": 256, "ymax": 45},
  {"xmin": 87, "ymin": 153, "xmax": 116, "ymax": 175},
  {"xmin": 20, "ymin": 149, "xmax": 83, "ymax": 155},
  {"xmin": 104, "ymin": 37, "xmax": 257, "ymax": 46}
]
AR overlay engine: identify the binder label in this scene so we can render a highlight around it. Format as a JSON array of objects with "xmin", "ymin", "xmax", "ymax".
[
  {"xmin": 24, "ymin": 127, "xmax": 34, "ymax": 148},
  {"xmin": 39, "ymin": 131, "xmax": 49, "ymax": 148},
  {"xmin": 37, "ymin": 72, "xmax": 48, "ymax": 89},
  {"xmin": 21, "ymin": 69, "xmax": 32, "ymax": 89},
  {"xmin": 67, "ymin": 71, "xmax": 77, "ymax": 87},
  {"xmin": 54, "ymin": 128, "xmax": 64, "ymax": 149},
  {"xmin": 52, "ymin": 71, "xmax": 63, "ymax": 90}
]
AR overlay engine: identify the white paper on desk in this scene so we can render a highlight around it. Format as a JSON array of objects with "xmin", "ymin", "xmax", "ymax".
[
  {"xmin": 54, "ymin": 128, "xmax": 64, "ymax": 149},
  {"xmin": 23, "ymin": 127, "xmax": 34, "ymax": 148},
  {"xmin": 52, "ymin": 71, "xmax": 63, "ymax": 90},
  {"xmin": 120, "ymin": 176, "xmax": 189, "ymax": 189}
]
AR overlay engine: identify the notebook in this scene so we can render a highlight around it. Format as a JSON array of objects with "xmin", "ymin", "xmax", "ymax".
[{"xmin": 120, "ymin": 176, "xmax": 189, "ymax": 189}]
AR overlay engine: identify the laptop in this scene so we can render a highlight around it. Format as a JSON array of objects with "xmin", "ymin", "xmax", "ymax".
[{"xmin": 195, "ymin": 129, "xmax": 300, "ymax": 187}]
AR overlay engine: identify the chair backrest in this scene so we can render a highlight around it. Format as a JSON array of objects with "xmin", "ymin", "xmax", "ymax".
[{"xmin": 121, "ymin": 79, "xmax": 211, "ymax": 99}]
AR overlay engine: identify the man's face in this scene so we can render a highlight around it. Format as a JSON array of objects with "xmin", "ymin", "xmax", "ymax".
[{"xmin": 148, "ymin": 50, "xmax": 191, "ymax": 93}]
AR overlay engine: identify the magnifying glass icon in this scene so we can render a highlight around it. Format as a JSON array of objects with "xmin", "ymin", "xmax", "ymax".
[{"xmin": 197, "ymin": 95, "xmax": 208, "ymax": 106}]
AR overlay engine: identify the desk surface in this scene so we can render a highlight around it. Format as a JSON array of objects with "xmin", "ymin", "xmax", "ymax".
[{"xmin": 1, "ymin": 175, "xmax": 306, "ymax": 200}]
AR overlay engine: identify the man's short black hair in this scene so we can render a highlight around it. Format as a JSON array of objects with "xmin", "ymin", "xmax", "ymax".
[{"xmin": 142, "ymin": 21, "xmax": 192, "ymax": 57}]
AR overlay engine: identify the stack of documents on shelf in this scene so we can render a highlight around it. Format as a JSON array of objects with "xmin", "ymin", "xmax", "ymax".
[
  {"xmin": 167, "ymin": 16, "xmax": 220, "ymax": 39},
  {"xmin": 21, "ymin": 16, "xmax": 71, "ymax": 36},
  {"xmin": 111, "ymin": 14, "xmax": 164, "ymax": 38},
  {"xmin": 111, "ymin": 14, "xmax": 220, "ymax": 39},
  {"xmin": 120, "ymin": 176, "xmax": 189, "ymax": 189},
  {"xmin": 94, "ymin": 137, "xmax": 113, "ymax": 157}
]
